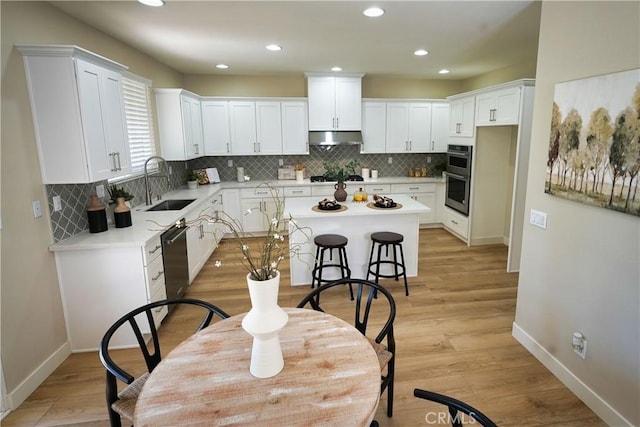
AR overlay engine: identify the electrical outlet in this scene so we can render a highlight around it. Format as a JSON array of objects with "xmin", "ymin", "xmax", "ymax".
[
  {"xmin": 169, "ymin": 165, "xmax": 173, "ymax": 175},
  {"xmin": 228, "ymin": 159, "xmax": 233, "ymax": 167},
  {"xmin": 96, "ymin": 184, "xmax": 105, "ymax": 198},
  {"xmin": 388, "ymin": 157, "xmax": 393, "ymax": 164},
  {"xmin": 427, "ymin": 156, "xmax": 432, "ymax": 164},
  {"xmin": 278, "ymin": 159, "xmax": 284, "ymax": 166},
  {"xmin": 53, "ymin": 196, "xmax": 62, "ymax": 212},
  {"xmin": 529, "ymin": 209, "xmax": 547, "ymax": 229},
  {"xmin": 572, "ymin": 332, "xmax": 587, "ymax": 359},
  {"xmin": 32, "ymin": 200, "xmax": 42, "ymax": 218}
]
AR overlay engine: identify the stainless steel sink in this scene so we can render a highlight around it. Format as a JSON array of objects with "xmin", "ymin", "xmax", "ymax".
[{"xmin": 146, "ymin": 199, "xmax": 196, "ymax": 211}]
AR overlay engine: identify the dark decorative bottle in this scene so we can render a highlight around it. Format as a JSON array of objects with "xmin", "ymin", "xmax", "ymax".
[{"xmin": 86, "ymin": 195, "xmax": 108, "ymax": 233}]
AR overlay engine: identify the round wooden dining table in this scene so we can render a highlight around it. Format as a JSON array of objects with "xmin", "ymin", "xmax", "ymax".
[{"xmin": 134, "ymin": 307, "xmax": 381, "ymax": 426}]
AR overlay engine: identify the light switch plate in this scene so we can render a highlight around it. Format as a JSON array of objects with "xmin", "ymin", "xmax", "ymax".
[
  {"xmin": 530, "ymin": 209, "xmax": 547, "ymax": 229},
  {"xmin": 96, "ymin": 184, "xmax": 105, "ymax": 198},
  {"xmin": 32, "ymin": 201, "xmax": 42, "ymax": 218}
]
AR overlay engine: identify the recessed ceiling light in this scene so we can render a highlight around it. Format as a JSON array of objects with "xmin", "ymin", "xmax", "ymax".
[
  {"xmin": 363, "ymin": 7, "xmax": 384, "ymax": 17},
  {"xmin": 438, "ymin": 69, "xmax": 450, "ymax": 74},
  {"xmin": 266, "ymin": 44, "xmax": 282, "ymax": 51},
  {"xmin": 138, "ymin": 0, "xmax": 164, "ymax": 6},
  {"xmin": 331, "ymin": 67, "xmax": 342, "ymax": 72},
  {"xmin": 414, "ymin": 49, "xmax": 429, "ymax": 56},
  {"xmin": 216, "ymin": 64, "xmax": 229, "ymax": 69}
]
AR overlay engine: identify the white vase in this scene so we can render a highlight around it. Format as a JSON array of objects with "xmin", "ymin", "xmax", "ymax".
[{"xmin": 241, "ymin": 270, "xmax": 288, "ymax": 378}]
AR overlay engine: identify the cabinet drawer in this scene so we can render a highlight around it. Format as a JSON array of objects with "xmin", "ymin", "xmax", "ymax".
[
  {"xmin": 145, "ymin": 254, "xmax": 165, "ymax": 298},
  {"xmin": 143, "ymin": 237, "xmax": 163, "ymax": 265},
  {"xmin": 311, "ymin": 185, "xmax": 335, "ymax": 198},
  {"xmin": 444, "ymin": 208, "xmax": 469, "ymax": 238},
  {"xmin": 284, "ymin": 186, "xmax": 311, "ymax": 197},
  {"xmin": 150, "ymin": 286, "xmax": 168, "ymax": 326},
  {"xmin": 241, "ymin": 187, "xmax": 276, "ymax": 199},
  {"xmin": 391, "ymin": 183, "xmax": 436, "ymax": 193},
  {"xmin": 364, "ymin": 184, "xmax": 390, "ymax": 194}
]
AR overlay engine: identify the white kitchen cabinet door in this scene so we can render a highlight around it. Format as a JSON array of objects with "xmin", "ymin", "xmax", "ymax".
[
  {"xmin": 407, "ymin": 103, "xmax": 432, "ymax": 152},
  {"xmin": 475, "ymin": 87, "xmax": 521, "ymax": 126},
  {"xmin": 449, "ymin": 96, "xmax": 475, "ymax": 137},
  {"xmin": 229, "ymin": 101, "xmax": 258, "ymax": 155},
  {"xmin": 155, "ymin": 89, "xmax": 203, "ymax": 160},
  {"xmin": 334, "ymin": 77, "xmax": 362, "ymax": 130},
  {"xmin": 307, "ymin": 75, "xmax": 362, "ymax": 131},
  {"xmin": 361, "ymin": 101, "xmax": 387, "ymax": 153},
  {"xmin": 282, "ymin": 101, "xmax": 308, "ymax": 154},
  {"xmin": 202, "ymin": 100, "xmax": 231, "ymax": 155},
  {"xmin": 255, "ymin": 101, "xmax": 282, "ymax": 154},
  {"xmin": 18, "ymin": 45, "xmax": 130, "ymax": 183},
  {"xmin": 385, "ymin": 103, "xmax": 410, "ymax": 152},
  {"xmin": 221, "ymin": 189, "xmax": 242, "ymax": 236},
  {"xmin": 181, "ymin": 95, "xmax": 203, "ymax": 159},
  {"xmin": 386, "ymin": 102, "xmax": 432, "ymax": 153},
  {"xmin": 76, "ymin": 59, "xmax": 131, "ymax": 180},
  {"xmin": 430, "ymin": 103, "xmax": 450, "ymax": 152}
]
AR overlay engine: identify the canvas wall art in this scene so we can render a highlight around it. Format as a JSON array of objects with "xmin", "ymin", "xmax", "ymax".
[{"xmin": 546, "ymin": 68, "xmax": 640, "ymax": 217}]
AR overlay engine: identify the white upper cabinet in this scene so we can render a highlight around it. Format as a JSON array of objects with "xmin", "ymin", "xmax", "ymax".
[
  {"xmin": 386, "ymin": 102, "xmax": 432, "ymax": 153},
  {"xmin": 475, "ymin": 86, "xmax": 521, "ymax": 126},
  {"xmin": 448, "ymin": 95, "xmax": 475, "ymax": 137},
  {"xmin": 202, "ymin": 100, "xmax": 231, "ymax": 155},
  {"xmin": 430, "ymin": 102, "xmax": 450, "ymax": 152},
  {"xmin": 228, "ymin": 101, "xmax": 258, "ymax": 155},
  {"xmin": 255, "ymin": 101, "xmax": 283, "ymax": 154},
  {"xmin": 281, "ymin": 101, "xmax": 309, "ymax": 154},
  {"xmin": 307, "ymin": 74, "xmax": 363, "ymax": 130},
  {"xmin": 155, "ymin": 89, "xmax": 203, "ymax": 160},
  {"xmin": 361, "ymin": 101, "xmax": 387, "ymax": 153},
  {"xmin": 18, "ymin": 45, "xmax": 130, "ymax": 184}
]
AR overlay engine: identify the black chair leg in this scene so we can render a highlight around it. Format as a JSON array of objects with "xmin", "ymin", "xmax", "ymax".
[{"xmin": 398, "ymin": 243, "xmax": 408, "ymax": 296}]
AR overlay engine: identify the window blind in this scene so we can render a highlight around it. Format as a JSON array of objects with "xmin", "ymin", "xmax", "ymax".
[{"xmin": 122, "ymin": 75, "xmax": 156, "ymax": 175}]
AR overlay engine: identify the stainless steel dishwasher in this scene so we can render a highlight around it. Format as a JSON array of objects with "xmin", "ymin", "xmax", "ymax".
[{"xmin": 161, "ymin": 219, "xmax": 189, "ymax": 314}]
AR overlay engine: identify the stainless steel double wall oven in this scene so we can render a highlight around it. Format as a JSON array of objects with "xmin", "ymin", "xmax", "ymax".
[{"xmin": 445, "ymin": 144, "xmax": 473, "ymax": 216}]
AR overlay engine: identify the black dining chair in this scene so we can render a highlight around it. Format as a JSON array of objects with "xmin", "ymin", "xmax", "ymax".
[
  {"xmin": 297, "ymin": 278, "xmax": 396, "ymax": 417},
  {"xmin": 413, "ymin": 389, "xmax": 498, "ymax": 427},
  {"xmin": 99, "ymin": 298, "xmax": 229, "ymax": 427}
]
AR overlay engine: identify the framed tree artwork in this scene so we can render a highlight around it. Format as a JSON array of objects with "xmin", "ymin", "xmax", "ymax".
[{"xmin": 546, "ymin": 68, "xmax": 640, "ymax": 217}]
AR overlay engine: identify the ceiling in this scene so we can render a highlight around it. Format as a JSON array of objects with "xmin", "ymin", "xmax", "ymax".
[{"xmin": 50, "ymin": 0, "xmax": 542, "ymax": 80}]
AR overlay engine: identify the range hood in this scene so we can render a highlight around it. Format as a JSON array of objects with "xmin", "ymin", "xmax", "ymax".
[{"xmin": 308, "ymin": 131, "xmax": 362, "ymax": 146}]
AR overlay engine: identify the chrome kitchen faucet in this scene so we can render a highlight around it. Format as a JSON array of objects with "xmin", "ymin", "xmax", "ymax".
[{"xmin": 144, "ymin": 155, "xmax": 170, "ymax": 205}]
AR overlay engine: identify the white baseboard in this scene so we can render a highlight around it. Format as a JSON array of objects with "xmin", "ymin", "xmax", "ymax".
[
  {"xmin": 469, "ymin": 235, "xmax": 505, "ymax": 246},
  {"xmin": 512, "ymin": 322, "xmax": 633, "ymax": 427},
  {"xmin": 6, "ymin": 341, "xmax": 71, "ymax": 411}
]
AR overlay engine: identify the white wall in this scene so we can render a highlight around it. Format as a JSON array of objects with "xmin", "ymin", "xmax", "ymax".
[{"xmin": 514, "ymin": 2, "xmax": 639, "ymax": 426}]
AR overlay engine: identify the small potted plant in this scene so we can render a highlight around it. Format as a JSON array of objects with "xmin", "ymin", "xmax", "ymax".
[
  {"xmin": 186, "ymin": 172, "xmax": 198, "ymax": 189},
  {"xmin": 108, "ymin": 185, "xmax": 134, "ymax": 228}
]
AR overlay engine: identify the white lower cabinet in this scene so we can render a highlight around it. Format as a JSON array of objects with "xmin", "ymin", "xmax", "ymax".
[
  {"xmin": 186, "ymin": 194, "xmax": 223, "ymax": 283},
  {"xmin": 391, "ymin": 183, "xmax": 437, "ymax": 224},
  {"xmin": 240, "ymin": 187, "xmax": 279, "ymax": 233},
  {"xmin": 443, "ymin": 207, "xmax": 469, "ymax": 240},
  {"xmin": 53, "ymin": 237, "xmax": 167, "ymax": 351}
]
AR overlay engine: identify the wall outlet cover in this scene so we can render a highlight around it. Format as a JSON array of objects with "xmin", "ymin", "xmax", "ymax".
[{"xmin": 53, "ymin": 195, "xmax": 62, "ymax": 212}]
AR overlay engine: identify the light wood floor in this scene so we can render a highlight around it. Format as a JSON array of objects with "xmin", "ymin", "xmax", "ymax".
[{"xmin": 3, "ymin": 228, "xmax": 605, "ymax": 426}]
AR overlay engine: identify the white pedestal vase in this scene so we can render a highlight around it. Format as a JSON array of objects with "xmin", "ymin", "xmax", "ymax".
[{"xmin": 241, "ymin": 270, "xmax": 288, "ymax": 378}]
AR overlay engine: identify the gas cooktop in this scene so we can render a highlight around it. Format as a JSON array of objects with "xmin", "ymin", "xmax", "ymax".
[{"xmin": 310, "ymin": 175, "xmax": 364, "ymax": 182}]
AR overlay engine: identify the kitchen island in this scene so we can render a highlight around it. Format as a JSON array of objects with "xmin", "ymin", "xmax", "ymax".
[{"xmin": 285, "ymin": 195, "xmax": 430, "ymax": 286}]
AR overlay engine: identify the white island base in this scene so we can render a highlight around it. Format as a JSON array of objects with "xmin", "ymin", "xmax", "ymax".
[{"xmin": 285, "ymin": 195, "xmax": 430, "ymax": 286}]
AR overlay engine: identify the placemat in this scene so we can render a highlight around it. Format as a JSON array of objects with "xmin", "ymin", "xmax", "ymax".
[
  {"xmin": 311, "ymin": 205, "xmax": 349, "ymax": 213},
  {"xmin": 366, "ymin": 202, "xmax": 403, "ymax": 210}
]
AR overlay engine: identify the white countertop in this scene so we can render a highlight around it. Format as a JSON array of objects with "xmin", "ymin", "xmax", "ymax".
[{"xmin": 50, "ymin": 177, "xmax": 442, "ymax": 251}]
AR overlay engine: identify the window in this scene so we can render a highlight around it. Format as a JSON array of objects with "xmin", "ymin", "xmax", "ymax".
[{"xmin": 121, "ymin": 73, "xmax": 156, "ymax": 175}]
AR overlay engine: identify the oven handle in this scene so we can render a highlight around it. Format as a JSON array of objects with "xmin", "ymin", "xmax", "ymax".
[
  {"xmin": 165, "ymin": 226, "xmax": 189, "ymax": 245},
  {"xmin": 445, "ymin": 171, "xmax": 469, "ymax": 180}
]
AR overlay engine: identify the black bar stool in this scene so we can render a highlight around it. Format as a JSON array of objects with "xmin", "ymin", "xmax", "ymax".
[
  {"xmin": 367, "ymin": 231, "xmax": 409, "ymax": 296},
  {"xmin": 311, "ymin": 234, "xmax": 353, "ymax": 300}
]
